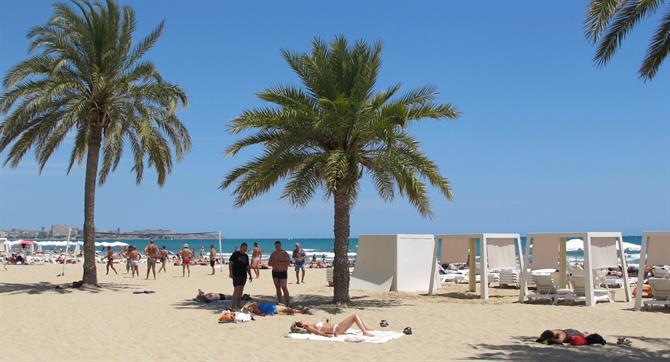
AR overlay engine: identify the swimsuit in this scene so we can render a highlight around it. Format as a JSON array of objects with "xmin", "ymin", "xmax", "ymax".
[
  {"xmin": 315, "ymin": 322, "xmax": 338, "ymax": 334},
  {"xmin": 251, "ymin": 257, "xmax": 261, "ymax": 268},
  {"xmin": 257, "ymin": 303, "xmax": 277, "ymax": 316},
  {"xmin": 182, "ymin": 257, "xmax": 190, "ymax": 265},
  {"xmin": 272, "ymin": 270, "xmax": 288, "ymax": 279}
]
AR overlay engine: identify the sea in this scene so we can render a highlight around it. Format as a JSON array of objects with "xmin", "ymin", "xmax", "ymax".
[{"xmin": 35, "ymin": 235, "xmax": 644, "ymax": 264}]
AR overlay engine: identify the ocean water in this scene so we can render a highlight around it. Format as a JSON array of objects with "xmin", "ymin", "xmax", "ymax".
[{"xmin": 38, "ymin": 235, "xmax": 643, "ymax": 264}]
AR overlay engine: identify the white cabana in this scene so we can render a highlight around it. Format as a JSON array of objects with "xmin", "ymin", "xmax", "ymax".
[
  {"xmin": 565, "ymin": 238, "xmax": 641, "ymax": 252},
  {"xmin": 520, "ymin": 232, "xmax": 630, "ymax": 306},
  {"xmin": 349, "ymin": 234, "xmax": 438, "ymax": 293},
  {"xmin": 436, "ymin": 233, "xmax": 524, "ymax": 301},
  {"xmin": 634, "ymin": 231, "xmax": 670, "ymax": 311}
]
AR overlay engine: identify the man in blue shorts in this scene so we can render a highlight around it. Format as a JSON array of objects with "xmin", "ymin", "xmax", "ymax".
[{"xmin": 292, "ymin": 243, "xmax": 306, "ymax": 284}]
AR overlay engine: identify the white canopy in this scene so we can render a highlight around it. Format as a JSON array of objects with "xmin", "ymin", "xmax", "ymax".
[
  {"xmin": 635, "ymin": 231, "xmax": 670, "ymax": 311},
  {"xmin": 437, "ymin": 233, "xmax": 524, "ymax": 301},
  {"xmin": 520, "ymin": 232, "xmax": 630, "ymax": 306},
  {"xmin": 565, "ymin": 238, "xmax": 641, "ymax": 252}
]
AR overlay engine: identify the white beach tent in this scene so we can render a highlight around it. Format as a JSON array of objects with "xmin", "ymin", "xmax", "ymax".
[
  {"xmin": 436, "ymin": 233, "xmax": 524, "ymax": 301},
  {"xmin": 634, "ymin": 231, "xmax": 670, "ymax": 311},
  {"xmin": 519, "ymin": 232, "xmax": 630, "ymax": 306},
  {"xmin": 349, "ymin": 234, "xmax": 439, "ymax": 293}
]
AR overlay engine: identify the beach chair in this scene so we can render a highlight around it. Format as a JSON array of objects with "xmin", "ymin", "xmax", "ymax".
[
  {"xmin": 499, "ymin": 269, "xmax": 521, "ymax": 287},
  {"xmin": 527, "ymin": 274, "xmax": 576, "ymax": 304},
  {"xmin": 643, "ymin": 278, "xmax": 670, "ymax": 309},
  {"xmin": 651, "ymin": 266, "xmax": 670, "ymax": 279},
  {"xmin": 569, "ymin": 274, "xmax": 612, "ymax": 303}
]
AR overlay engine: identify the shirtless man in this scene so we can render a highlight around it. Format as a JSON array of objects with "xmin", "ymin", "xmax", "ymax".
[
  {"xmin": 268, "ymin": 240, "xmax": 291, "ymax": 305},
  {"xmin": 105, "ymin": 246, "xmax": 117, "ymax": 275},
  {"xmin": 251, "ymin": 242, "xmax": 262, "ymax": 278},
  {"xmin": 181, "ymin": 244, "xmax": 193, "ymax": 277},
  {"xmin": 145, "ymin": 240, "xmax": 159, "ymax": 280},
  {"xmin": 158, "ymin": 246, "xmax": 169, "ymax": 273},
  {"xmin": 128, "ymin": 246, "xmax": 140, "ymax": 278},
  {"xmin": 209, "ymin": 244, "xmax": 217, "ymax": 275}
]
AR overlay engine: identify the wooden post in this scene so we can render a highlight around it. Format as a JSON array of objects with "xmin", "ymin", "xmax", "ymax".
[
  {"xmin": 468, "ymin": 238, "xmax": 476, "ymax": 293},
  {"xmin": 584, "ymin": 234, "xmax": 595, "ymax": 306},
  {"xmin": 518, "ymin": 235, "xmax": 528, "ymax": 303},
  {"xmin": 480, "ymin": 236, "xmax": 488, "ymax": 301},
  {"xmin": 617, "ymin": 234, "xmax": 631, "ymax": 302},
  {"xmin": 428, "ymin": 236, "xmax": 438, "ymax": 295},
  {"xmin": 559, "ymin": 236, "xmax": 567, "ymax": 288},
  {"xmin": 634, "ymin": 234, "xmax": 649, "ymax": 310}
]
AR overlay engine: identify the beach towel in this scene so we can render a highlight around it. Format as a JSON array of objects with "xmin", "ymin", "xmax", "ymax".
[{"xmin": 286, "ymin": 330, "xmax": 404, "ymax": 344}]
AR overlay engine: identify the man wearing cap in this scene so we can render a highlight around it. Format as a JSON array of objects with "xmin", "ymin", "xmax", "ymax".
[
  {"xmin": 181, "ymin": 244, "xmax": 193, "ymax": 277},
  {"xmin": 292, "ymin": 243, "xmax": 306, "ymax": 284}
]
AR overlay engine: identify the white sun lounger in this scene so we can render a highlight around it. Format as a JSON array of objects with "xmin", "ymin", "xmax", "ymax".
[
  {"xmin": 528, "ymin": 274, "xmax": 576, "ymax": 304},
  {"xmin": 569, "ymin": 274, "xmax": 612, "ymax": 303},
  {"xmin": 643, "ymin": 278, "xmax": 670, "ymax": 309}
]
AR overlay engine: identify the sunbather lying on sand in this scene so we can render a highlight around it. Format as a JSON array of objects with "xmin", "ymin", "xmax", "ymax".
[
  {"xmin": 536, "ymin": 329, "xmax": 606, "ymax": 345},
  {"xmin": 293, "ymin": 313, "xmax": 373, "ymax": 337},
  {"xmin": 194, "ymin": 289, "xmax": 226, "ymax": 303},
  {"xmin": 241, "ymin": 302, "xmax": 309, "ymax": 316}
]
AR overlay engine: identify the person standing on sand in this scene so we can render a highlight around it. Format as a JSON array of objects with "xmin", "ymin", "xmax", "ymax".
[
  {"xmin": 251, "ymin": 242, "xmax": 262, "ymax": 278},
  {"xmin": 129, "ymin": 246, "xmax": 140, "ymax": 278},
  {"xmin": 158, "ymin": 246, "xmax": 169, "ymax": 273},
  {"xmin": 268, "ymin": 240, "xmax": 290, "ymax": 305},
  {"xmin": 105, "ymin": 246, "xmax": 117, "ymax": 275},
  {"xmin": 200, "ymin": 246, "xmax": 205, "ymax": 259},
  {"xmin": 121, "ymin": 247, "xmax": 130, "ymax": 273},
  {"xmin": 229, "ymin": 242, "xmax": 253, "ymax": 309},
  {"xmin": 292, "ymin": 243, "xmax": 306, "ymax": 284},
  {"xmin": 145, "ymin": 240, "xmax": 159, "ymax": 280},
  {"xmin": 209, "ymin": 244, "xmax": 217, "ymax": 275},
  {"xmin": 181, "ymin": 244, "xmax": 193, "ymax": 277}
]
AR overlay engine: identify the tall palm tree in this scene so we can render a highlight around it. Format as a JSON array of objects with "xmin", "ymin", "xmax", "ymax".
[
  {"xmin": 0, "ymin": 0, "xmax": 190, "ymax": 285},
  {"xmin": 585, "ymin": 0, "xmax": 670, "ymax": 80},
  {"xmin": 221, "ymin": 36, "xmax": 459, "ymax": 303}
]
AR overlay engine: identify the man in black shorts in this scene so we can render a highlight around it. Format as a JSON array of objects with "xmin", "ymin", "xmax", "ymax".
[
  {"xmin": 268, "ymin": 240, "xmax": 291, "ymax": 305},
  {"xmin": 229, "ymin": 242, "xmax": 252, "ymax": 309}
]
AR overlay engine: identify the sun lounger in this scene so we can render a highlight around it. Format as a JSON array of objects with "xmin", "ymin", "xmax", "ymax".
[
  {"xmin": 499, "ymin": 269, "xmax": 521, "ymax": 287},
  {"xmin": 643, "ymin": 278, "xmax": 670, "ymax": 309},
  {"xmin": 527, "ymin": 274, "xmax": 576, "ymax": 304},
  {"xmin": 651, "ymin": 266, "xmax": 670, "ymax": 279},
  {"xmin": 569, "ymin": 274, "xmax": 612, "ymax": 303}
]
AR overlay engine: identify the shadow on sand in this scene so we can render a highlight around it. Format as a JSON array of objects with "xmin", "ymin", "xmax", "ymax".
[
  {"xmin": 172, "ymin": 293, "xmax": 408, "ymax": 315},
  {"xmin": 0, "ymin": 281, "xmax": 140, "ymax": 295},
  {"xmin": 467, "ymin": 336, "xmax": 670, "ymax": 362}
]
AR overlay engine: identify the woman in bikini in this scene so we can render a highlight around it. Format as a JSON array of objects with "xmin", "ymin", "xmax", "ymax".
[
  {"xmin": 251, "ymin": 242, "xmax": 262, "ymax": 278},
  {"xmin": 241, "ymin": 302, "xmax": 309, "ymax": 316},
  {"xmin": 294, "ymin": 314, "xmax": 374, "ymax": 337}
]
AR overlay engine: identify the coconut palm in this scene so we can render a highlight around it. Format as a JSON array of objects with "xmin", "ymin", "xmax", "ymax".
[
  {"xmin": 221, "ymin": 36, "xmax": 459, "ymax": 303},
  {"xmin": 585, "ymin": 0, "xmax": 670, "ymax": 80},
  {"xmin": 0, "ymin": 0, "xmax": 190, "ymax": 285}
]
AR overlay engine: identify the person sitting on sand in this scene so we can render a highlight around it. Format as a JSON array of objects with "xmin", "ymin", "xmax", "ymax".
[
  {"xmin": 293, "ymin": 314, "xmax": 374, "ymax": 337},
  {"xmin": 241, "ymin": 301, "xmax": 309, "ymax": 316},
  {"xmin": 194, "ymin": 289, "xmax": 226, "ymax": 303},
  {"xmin": 536, "ymin": 329, "xmax": 606, "ymax": 345}
]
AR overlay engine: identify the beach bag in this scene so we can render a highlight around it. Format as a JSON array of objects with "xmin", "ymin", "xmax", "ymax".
[
  {"xmin": 234, "ymin": 312, "xmax": 253, "ymax": 323},
  {"xmin": 568, "ymin": 336, "xmax": 587, "ymax": 346},
  {"xmin": 290, "ymin": 322, "xmax": 310, "ymax": 334},
  {"xmin": 218, "ymin": 312, "xmax": 235, "ymax": 323}
]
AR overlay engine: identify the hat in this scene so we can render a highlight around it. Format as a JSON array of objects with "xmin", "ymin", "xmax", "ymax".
[{"xmin": 183, "ymin": 243, "xmax": 189, "ymax": 248}]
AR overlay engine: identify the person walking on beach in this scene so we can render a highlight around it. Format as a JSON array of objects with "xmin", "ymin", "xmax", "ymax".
[
  {"xmin": 251, "ymin": 242, "xmax": 262, "ymax": 278},
  {"xmin": 293, "ymin": 243, "xmax": 306, "ymax": 284},
  {"xmin": 105, "ymin": 246, "xmax": 117, "ymax": 275},
  {"xmin": 181, "ymin": 244, "xmax": 193, "ymax": 277},
  {"xmin": 158, "ymin": 246, "xmax": 169, "ymax": 273},
  {"xmin": 145, "ymin": 240, "xmax": 159, "ymax": 280},
  {"xmin": 229, "ymin": 242, "xmax": 253, "ymax": 309},
  {"xmin": 268, "ymin": 240, "xmax": 291, "ymax": 305},
  {"xmin": 209, "ymin": 244, "xmax": 217, "ymax": 275},
  {"xmin": 129, "ymin": 246, "xmax": 140, "ymax": 278},
  {"xmin": 121, "ymin": 247, "xmax": 130, "ymax": 274}
]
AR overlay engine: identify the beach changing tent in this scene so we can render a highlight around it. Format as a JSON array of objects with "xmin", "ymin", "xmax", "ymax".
[
  {"xmin": 436, "ymin": 233, "xmax": 524, "ymax": 301},
  {"xmin": 519, "ymin": 232, "xmax": 630, "ymax": 306},
  {"xmin": 349, "ymin": 234, "xmax": 438, "ymax": 293},
  {"xmin": 635, "ymin": 231, "xmax": 670, "ymax": 311}
]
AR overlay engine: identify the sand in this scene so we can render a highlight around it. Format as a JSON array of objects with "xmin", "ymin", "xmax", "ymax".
[{"xmin": 1, "ymin": 263, "xmax": 668, "ymax": 361}]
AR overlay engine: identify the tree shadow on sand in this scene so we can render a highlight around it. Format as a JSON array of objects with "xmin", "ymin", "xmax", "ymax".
[
  {"xmin": 172, "ymin": 293, "xmax": 408, "ymax": 315},
  {"xmin": 466, "ymin": 335, "xmax": 670, "ymax": 362},
  {"xmin": 0, "ymin": 281, "xmax": 140, "ymax": 295}
]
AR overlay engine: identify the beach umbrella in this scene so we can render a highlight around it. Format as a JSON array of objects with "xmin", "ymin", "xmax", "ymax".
[{"xmin": 566, "ymin": 239, "xmax": 583, "ymax": 252}]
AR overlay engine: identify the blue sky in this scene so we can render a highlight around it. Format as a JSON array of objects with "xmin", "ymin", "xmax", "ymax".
[{"xmin": 0, "ymin": 1, "xmax": 668, "ymax": 237}]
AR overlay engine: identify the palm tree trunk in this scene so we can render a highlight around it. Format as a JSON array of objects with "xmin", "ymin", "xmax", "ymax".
[
  {"xmin": 332, "ymin": 188, "xmax": 351, "ymax": 303},
  {"xmin": 81, "ymin": 126, "xmax": 102, "ymax": 285}
]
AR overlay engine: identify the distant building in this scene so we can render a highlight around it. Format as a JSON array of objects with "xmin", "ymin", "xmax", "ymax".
[{"xmin": 51, "ymin": 224, "xmax": 72, "ymax": 238}]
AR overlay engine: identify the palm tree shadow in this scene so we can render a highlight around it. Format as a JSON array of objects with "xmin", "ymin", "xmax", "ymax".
[
  {"xmin": 247, "ymin": 293, "xmax": 409, "ymax": 314},
  {"xmin": 466, "ymin": 335, "xmax": 670, "ymax": 361},
  {"xmin": 0, "ymin": 281, "xmax": 140, "ymax": 295},
  {"xmin": 172, "ymin": 299, "xmax": 233, "ymax": 313}
]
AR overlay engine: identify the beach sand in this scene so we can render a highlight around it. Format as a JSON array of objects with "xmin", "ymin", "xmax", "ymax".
[{"xmin": 1, "ymin": 264, "xmax": 668, "ymax": 361}]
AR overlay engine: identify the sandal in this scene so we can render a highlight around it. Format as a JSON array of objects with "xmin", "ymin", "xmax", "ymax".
[{"xmin": 403, "ymin": 326, "xmax": 412, "ymax": 335}]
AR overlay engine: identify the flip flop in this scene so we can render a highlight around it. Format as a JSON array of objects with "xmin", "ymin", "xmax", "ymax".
[
  {"xmin": 403, "ymin": 326, "xmax": 412, "ymax": 335},
  {"xmin": 379, "ymin": 320, "xmax": 389, "ymax": 327}
]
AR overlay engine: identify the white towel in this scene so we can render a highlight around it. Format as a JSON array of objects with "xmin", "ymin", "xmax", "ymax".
[{"xmin": 286, "ymin": 329, "xmax": 404, "ymax": 343}]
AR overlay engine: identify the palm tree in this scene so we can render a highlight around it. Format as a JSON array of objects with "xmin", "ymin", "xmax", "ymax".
[
  {"xmin": 0, "ymin": 0, "xmax": 190, "ymax": 285},
  {"xmin": 585, "ymin": 0, "xmax": 670, "ymax": 80},
  {"xmin": 221, "ymin": 36, "xmax": 459, "ymax": 303}
]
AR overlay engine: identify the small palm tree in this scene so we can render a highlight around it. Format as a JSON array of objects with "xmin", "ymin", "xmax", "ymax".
[
  {"xmin": 221, "ymin": 36, "xmax": 459, "ymax": 303},
  {"xmin": 0, "ymin": 0, "xmax": 190, "ymax": 285},
  {"xmin": 585, "ymin": 0, "xmax": 669, "ymax": 80}
]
